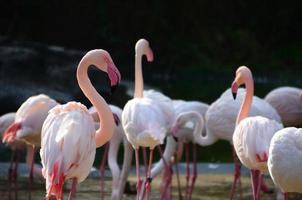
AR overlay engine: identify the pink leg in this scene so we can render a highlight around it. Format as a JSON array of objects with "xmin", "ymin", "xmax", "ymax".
[
  {"xmin": 28, "ymin": 145, "xmax": 36, "ymax": 200},
  {"xmin": 185, "ymin": 143, "xmax": 190, "ymax": 200},
  {"xmin": 13, "ymin": 150, "xmax": 20, "ymax": 200},
  {"xmin": 229, "ymin": 148, "xmax": 242, "ymax": 200},
  {"xmin": 284, "ymin": 192, "xmax": 288, "ymax": 200},
  {"xmin": 260, "ymin": 175, "xmax": 274, "ymax": 194},
  {"xmin": 174, "ymin": 151, "xmax": 183, "ymax": 200},
  {"xmin": 68, "ymin": 178, "xmax": 78, "ymax": 200},
  {"xmin": 8, "ymin": 149, "xmax": 15, "ymax": 200},
  {"xmin": 142, "ymin": 147, "xmax": 148, "ymax": 177},
  {"xmin": 250, "ymin": 170, "xmax": 261, "ymax": 200},
  {"xmin": 145, "ymin": 149, "xmax": 154, "ymax": 200},
  {"xmin": 99, "ymin": 143, "xmax": 109, "ymax": 200},
  {"xmin": 188, "ymin": 143, "xmax": 197, "ymax": 200},
  {"xmin": 135, "ymin": 148, "xmax": 142, "ymax": 200}
]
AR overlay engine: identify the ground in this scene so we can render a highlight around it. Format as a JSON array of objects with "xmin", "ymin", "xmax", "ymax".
[{"xmin": 0, "ymin": 174, "xmax": 300, "ymax": 200}]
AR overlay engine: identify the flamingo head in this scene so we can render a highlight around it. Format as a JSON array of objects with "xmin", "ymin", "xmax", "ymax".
[
  {"xmin": 2, "ymin": 122, "xmax": 22, "ymax": 144},
  {"xmin": 232, "ymin": 66, "xmax": 252, "ymax": 100},
  {"xmin": 135, "ymin": 39, "xmax": 154, "ymax": 62},
  {"xmin": 102, "ymin": 52, "xmax": 121, "ymax": 93}
]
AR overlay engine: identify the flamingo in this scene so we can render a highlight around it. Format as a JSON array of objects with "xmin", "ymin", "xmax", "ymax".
[
  {"xmin": 89, "ymin": 105, "xmax": 134, "ymax": 200},
  {"xmin": 2, "ymin": 94, "xmax": 58, "ymax": 199},
  {"xmin": 264, "ymin": 87, "xmax": 302, "ymax": 127},
  {"xmin": 231, "ymin": 66, "xmax": 283, "ymax": 200},
  {"xmin": 0, "ymin": 112, "xmax": 26, "ymax": 199},
  {"xmin": 122, "ymin": 39, "xmax": 174, "ymax": 200},
  {"xmin": 268, "ymin": 127, "xmax": 302, "ymax": 200},
  {"xmin": 205, "ymin": 86, "xmax": 282, "ymax": 199},
  {"xmin": 40, "ymin": 49, "xmax": 121, "ymax": 200}
]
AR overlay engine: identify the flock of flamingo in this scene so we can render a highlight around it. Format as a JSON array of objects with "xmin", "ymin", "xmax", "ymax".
[{"xmin": 0, "ymin": 38, "xmax": 302, "ymax": 200}]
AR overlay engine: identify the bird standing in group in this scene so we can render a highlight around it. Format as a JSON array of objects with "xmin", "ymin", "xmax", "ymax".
[
  {"xmin": 205, "ymin": 86, "xmax": 281, "ymax": 199},
  {"xmin": 265, "ymin": 86, "xmax": 302, "ymax": 127},
  {"xmin": 231, "ymin": 66, "xmax": 283, "ymax": 200},
  {"xmin": 2, "ymin": 94, "xmax": 58, "ymax": 199},
  {"xmin": 268, "ymin": 127, "xmax": 302, "ymax": 200},
  {"xmin": 122, "ymin": 39, "xmax": 174, "ymax": 200},
  {"xmin": 40, "ymin": 49, "xmax": 121, "ymax": 200}
]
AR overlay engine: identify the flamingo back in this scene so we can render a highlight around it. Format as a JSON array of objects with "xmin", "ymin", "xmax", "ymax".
[
  {"xmin": 233, "ymin": 116, "xmax": 282, "ymax": 171},
  {"xmin": 268, "ymin": 127, "xmax": 302, "ymax": 193},
  {"xmin": 40, "ymin": 102, "xmax": 96, "ymax": 196}
]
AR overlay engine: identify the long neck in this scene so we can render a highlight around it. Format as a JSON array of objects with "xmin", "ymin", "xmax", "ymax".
[
  {"xmin": 235, "ymin": 77, "xmax": 254, "ymax": 125},
  {"xmin": 134, "ymin": 53, "xmax": 144, "ymax": 98},
  {"xmin": 77, "ymin": 63, "xmax": 114, "ymax": 148}
]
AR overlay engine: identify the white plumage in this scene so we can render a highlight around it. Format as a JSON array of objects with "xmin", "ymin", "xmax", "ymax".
[
  {"xmin": 265, "ymin": 87, "xmax": 302, "ymax": 127},
  {"xmin": 233, "ymin": 116, "xmax": 282, "ymax": 171},
  {"xmin": 205, "ymin": 88, "xmax": 281, "ymax": 144},
  {"xmin": 268, "ymin": 127, "xmax": 302, "ymax": 193},
  {"xmin": 40, "ymin": 102, "xmax": 96, "ymax": 196}
]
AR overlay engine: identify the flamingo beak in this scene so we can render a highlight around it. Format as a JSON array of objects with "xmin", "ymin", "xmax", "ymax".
[
  {"xmin": 107, "ymin": 62, "xmax": 121, "ymax": 93},
  {"xmin": 231, "ymin": 81, "xmax": 238, "ymax": 100},
  {"xmin": 112, "ymin": 113, "xmax": 120, "ymax": 126},
  {"xmin": 146, "ymin": 47, "xmax": 154, "ymax": 62}
]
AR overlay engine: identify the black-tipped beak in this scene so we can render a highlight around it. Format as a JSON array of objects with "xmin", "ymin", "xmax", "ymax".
[
  {"xmin": 111, "ymin": 85, "xmax": 118, "ymax": 94},
  {"xmin": 232, "ymin": 92, "xmax": 237, "ymax": 100},
  {"xmin": 172, "ymin": 136, "xmax": 179, "ymax": 142}
]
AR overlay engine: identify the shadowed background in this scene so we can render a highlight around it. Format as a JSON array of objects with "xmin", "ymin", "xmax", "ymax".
[{"xmin": 0, "ymin": 0, "xmax": 301, "ymax": 164}]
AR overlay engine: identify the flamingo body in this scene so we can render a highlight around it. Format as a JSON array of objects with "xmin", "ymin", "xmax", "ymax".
[
  {"xmin": 206, "ymin": 88, "xmax": 281, "ymax": 144},
  {"xmin": 41, "ymin": 102, "xmax": 96, "ymax": 197},
  {"xmin": 233, "ymin": 116, "xmax": 282, "ymax": 171},
  {"xmin": 265, "ymin": 87, "xmax": 302, "ymax": 127},
  {"xmin": 268, "ymin": 127, "xmax": 302, "ymax": 193},
  {"xmin": 3, "ymin": 94, "xmax": 58, "ymax": 146},
  {"xmin": 123, "ymin": 97, "xmax": 171, "ymax": 149}
]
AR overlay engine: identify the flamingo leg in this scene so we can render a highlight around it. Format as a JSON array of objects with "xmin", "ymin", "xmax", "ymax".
[
  {"xmin": 250, "ymin": 169, "xmax": 261, "ymax": 200},
  {"xmin": 68, "ymin": 178, "xmax": 78, "ymax": 200},
  {"xmin": 260, "ymin": 175, "xmax": 274, "ymax": 194},
  {"xmin": 135, "ymin": 148, "xmax": 142, "ymax": 200},
  {"xmin": 142, "ymin": 147, "xmax": 148, "ymax": 177},
  {"xmin": 28, "ymin": 145, "xmax": 36, "ymax": 200},
  {"xmin": 185, "ymin": 143, "xmax": 190, "ymax": 200},
  {"xmin": 284, "ymin": 192, "xmax": 288, "ymax": 200},
  {"xmin": 13, "ymin": 150, "xmax": 20, "ymax": 200},
  {"xmin": 8, "ymin": 149, "xmax": 15, "ymax": 200},
  {"xmin": 229, "ymin": 147, "xmax": 242, "ymax": 200},
  {"xmin": 99, "ymin": 143, "xmax": 109, "ymax": 200},
  {"xmin": 174, "ymin": 150, "xmax": 183, "ymax": 200},
  {"xmin": 188, "ymin": 143, "xmax": 197, "ymax": 200},
  {"xmin": 145, "ymin": 148, "xmax": 154, "ymax": 200}
]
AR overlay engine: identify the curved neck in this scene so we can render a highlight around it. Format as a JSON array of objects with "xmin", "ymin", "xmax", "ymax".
[
  {"xmin": 182, "ymin": 113, "xmax": 204, "ymax": 143},
  {"xmin": 134, "ymin": 54, "xmax": 144, "ymax": 98},
  {"xmin": 77, "ymin": 63, "xmax": 114, "ymax": 148},
  {"xmin": 236, "ymin": 77, "xmax": 254, "ymax": 125}
]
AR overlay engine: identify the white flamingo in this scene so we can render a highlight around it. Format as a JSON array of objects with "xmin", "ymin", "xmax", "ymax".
[
  {"xmin": 122, "ymin": 39, "xmax": 174, "ymax": 200},
  {"xmin": 268, "ymin": 127, "xmax": 302, "ymax": 200},
  {"xmin": 265, "ymin": 86, "xmax": 302, "ymax": 127},
  {"xmin": 205, "ymin": 86, "xmax": 281, "ymax": 199},
  {"xmin": 231, "ymin": 66, "xmax": 283, "ymax": 200},
  {"xmin": 40, "ymin": 49, "xmax": 121, "ymax": 200},
  {"xmin": 2, "ymin": 94, "xmax": 58, "ymax": 199}
]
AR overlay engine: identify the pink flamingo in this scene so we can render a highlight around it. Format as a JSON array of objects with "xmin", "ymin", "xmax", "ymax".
[
  {"xmin": 231, "ymin": 66, "xmax": 283, "ymax": 200},
  {"xmin": 40, "ymin": 49, "xmax": 121, "ymax": 200},
  {"xmin": 2, "ymin": 94, "xmax": 58, "ymax": 199},
  {"xmin": 122, "ymin": 39, "xmax": 174, "ymax": 200},
  {"xmin": 265, "ymin": 86, "xmax": 302, "ymax": 127},
  {"xmin": 205, "ymin": 86, "xmax": 281, "ymax": 199}
]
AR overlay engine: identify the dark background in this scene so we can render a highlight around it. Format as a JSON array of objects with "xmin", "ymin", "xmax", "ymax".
[{"xmin": 0, "ymin": 0, "xmax": 301, "ymax": 164}]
